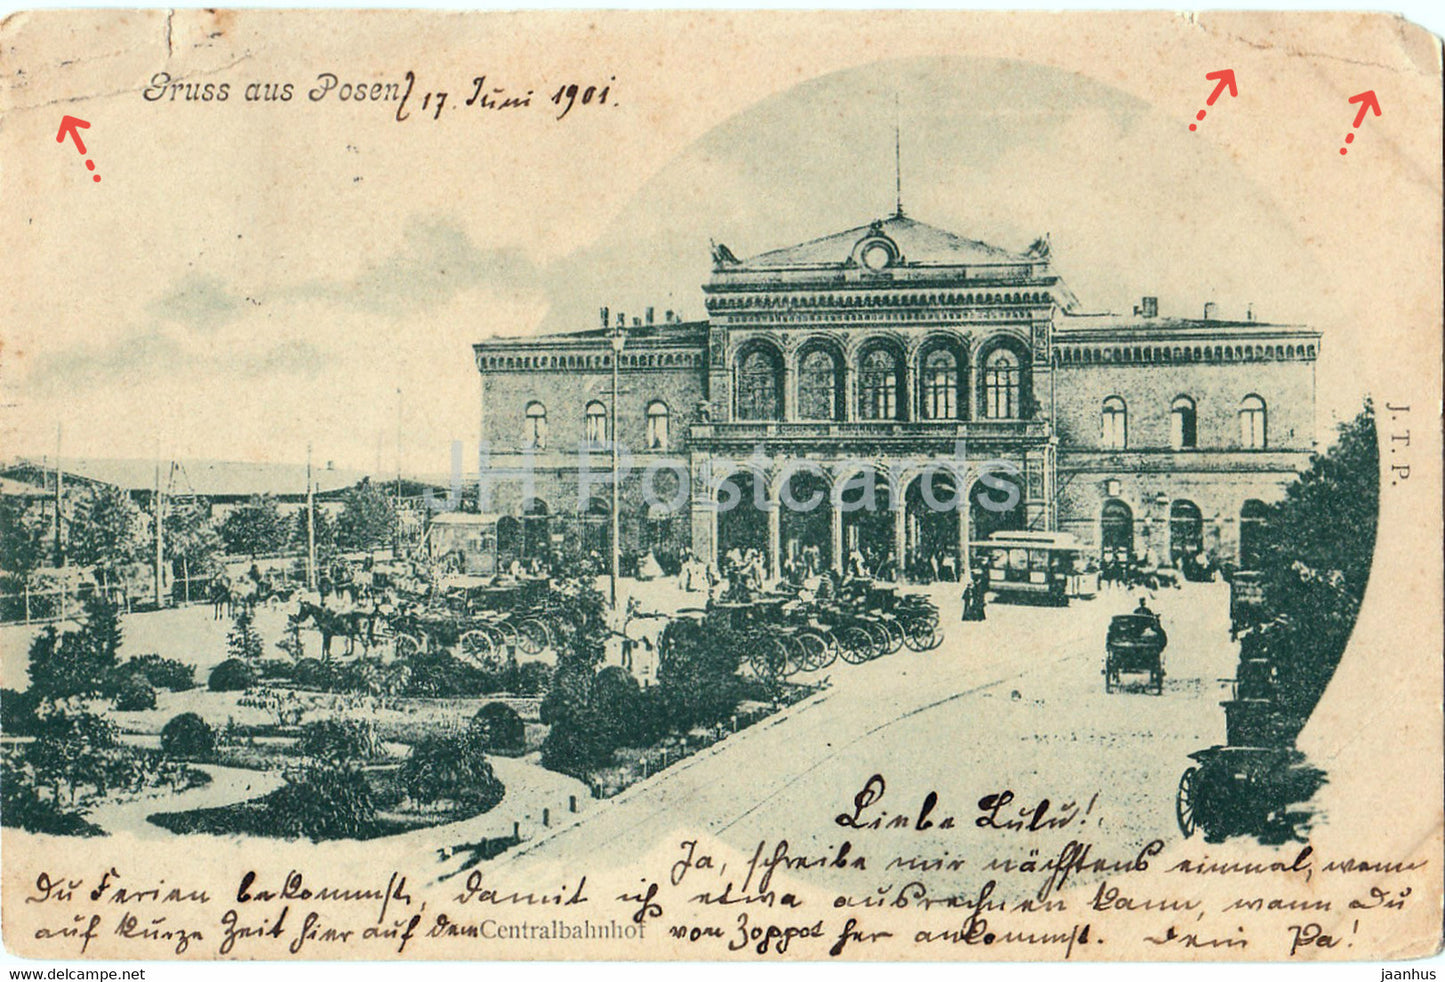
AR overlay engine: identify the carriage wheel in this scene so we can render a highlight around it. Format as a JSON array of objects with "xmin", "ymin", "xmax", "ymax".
[
  {"xmin": 747, "ymin": 637, "xmax": 790, "ymax": 681},
  {"xmin": 1104, "ymin": 659, "xmax": 1116, "ymax": 693},
  {"xmin": 1176, "ymin": 766, "xmax": 1199, "ymax": 838},
  {"xmin": 917, "ymin": 627, "xmax": 944, "ymax": 651},
  {"xmin": 1152, "ymin": 670, "xmax": 1164, "ymax": 695},
  {"xmin": 517, "ymin": 618, "xmax": 550, "ymax": 655},
  {"xmin": 797, "ymin": 631, "xmax": 834, "ymax": 671},
  {"xmin": 393, "ymin": 632, "xmax": 423, "ymax": 659},
  {"xmin": 861, "ymin": 621, "xmax": 890, "ymax": 659},
  {"xmin": 839, "ymin": 626, "xmax": 874, "ymax": 664},
  {"xmin": 459, "ymin": 630, "xmax": 495, "ymax": 666},
  {"xmin": 879, "ymin": 618, "xmax": 905, "ymax": 654},
  {"xmin": 780, "ymin": 636, "xmax": 806, "ymax": 678}
]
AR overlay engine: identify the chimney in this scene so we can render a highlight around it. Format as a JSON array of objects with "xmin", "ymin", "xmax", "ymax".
[
  {"xmin": 665, "ymin": 310, "xmax": 675, "ymax": 323},
  {"xmin": 1203, "ymin": 302, "xmax": 1218, "ymax": 320},
  {"xmin": 632, "ymin": 316, "xmax": 641, "ymax": 327},
  {"xmin": 645, "ymin": 307, "xmax": 655, "ymax": 325},
  {"xmin": 616, "ymin": 312, "xmax": 625, "ymax": 327},
  {"xmin": 600, "ymin": 306, "xmax": 609, "ymax": 328},
  {"xmin": 1246, "ymin": 304, "xmax": 1255, "ymax": 322},
  {"xmin": 326, "ymin": 460, "xmax": 335, "ymax": 471},
  {"xmin": 1142, "ymin": 296, "xmax": 1158, "ymax": 318}
]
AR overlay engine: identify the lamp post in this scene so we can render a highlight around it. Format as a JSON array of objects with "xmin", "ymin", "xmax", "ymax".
[{"xmin": 609, "ymin": 320, "xmax": 626, "ymax": 608}]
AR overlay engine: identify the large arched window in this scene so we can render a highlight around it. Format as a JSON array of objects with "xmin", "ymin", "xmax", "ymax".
[
  {"xmin": 1240, "ymin": 395, "xmax": 1267, "ymax": 449},
  {"xmin": 983, "ymin": 348, "xmax": 1020, "ymax": 419},
  {"xmin": 523, "ymin": 401, "xmax": 547, "ymax": 449},
  {"xmin": 798, "ymin": 347, "xmax": 842, "ymax": 421},
  {"xmin": 736, "ymin": 347, "xmax": 782, "ymax": 421},
  {"xmin": 1101, "ymin": 396, "xmax": 1127, "ymax": 449},
  {"xmin": 584, "ymin": 401, "xmax": 607, "ymax": 446},
  {"xmin": 858, "ymin": 346, "xmax": 902, "ymax": 420},
  {"xmin": 1240, "ymin": 498, "xmax": 1270, "ymax": 569},
  {"xmin": 920, "ymin": 348, "xmax": 960, "ymax": 420},
  {"xmin": 1170, "ymin": 396, "xmax": 1197, "ymax": 450},
  {"xmin": 645, "ymin": 401, "xmax": 669, "ymax": 450}
]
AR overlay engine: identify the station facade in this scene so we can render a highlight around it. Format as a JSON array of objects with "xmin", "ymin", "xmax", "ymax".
[{"xmin": 471, "ymin": 212, "xmax": 1319, "ymax": 579}]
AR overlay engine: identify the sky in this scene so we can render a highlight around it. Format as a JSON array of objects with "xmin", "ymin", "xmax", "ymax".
[{"xmin": 1, "ymin": 12, "xmax": 1433, "ymax": 477}]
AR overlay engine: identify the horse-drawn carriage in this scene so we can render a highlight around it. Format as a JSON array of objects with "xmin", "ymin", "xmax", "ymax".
[
  {"xmin": 1103, "ymin": 610, "xmax": 1167, "ymax": 694},
  {"xmin": 694, "ymin": 580, "xmax": 943, "ymax": 683}
]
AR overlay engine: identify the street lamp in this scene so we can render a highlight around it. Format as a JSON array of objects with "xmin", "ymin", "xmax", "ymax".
[{"xmin": 609, "ymin": 320, "xmax": 626, "ymax": 608}]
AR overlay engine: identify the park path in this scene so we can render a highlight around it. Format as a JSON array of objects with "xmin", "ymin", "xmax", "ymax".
[{"xmin": 84, "ymin": 764, "xmax": 286, "ymax": 839}]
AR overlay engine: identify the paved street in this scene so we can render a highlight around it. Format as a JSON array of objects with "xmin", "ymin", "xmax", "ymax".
[{"xmin": 489, "ymin": 581, "xmax": 1239, "ymax": 892}]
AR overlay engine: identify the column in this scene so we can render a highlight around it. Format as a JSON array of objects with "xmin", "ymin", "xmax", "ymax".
[
  {"xmin": 830, "ymin": 500, "xmax": 844, "ymax": 574},
  {"xmin": 958, "ymin": 494, "xmax": 971, "ymax": 577},
  {"xmin": 781, "ymin": 366, "xmax": 796, "ymax": 421},
  {"xmin": 892, "ymin": 501, "xmax": 907, "ymax": 583},
  {"xmin": 767, "ymin": 500, "xmax": 781, "ymax": 583}
]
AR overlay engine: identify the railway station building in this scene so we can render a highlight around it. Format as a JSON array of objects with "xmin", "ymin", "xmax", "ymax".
[{"xmin": 470, "ymin": 210, "xmax": 1320, "ymax": 580}]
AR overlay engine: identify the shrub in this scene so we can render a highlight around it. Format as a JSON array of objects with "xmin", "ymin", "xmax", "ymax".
[
  {"xmin": 470, "ymin": 702, "xmax": 525, "ymax": 752},
  {"xmin": 267, "ymin": 764, "xmax": 376, "ymax": 841},
  {"xmin": 112, "ymin": 673, "xmax": 157, "ymax": 711},
  {"xmin": 121, "ymin": 653, "xmax": 195, "ymax": 692},
  {"xmin": 257, "ymin": 659, "xmax": 296, "ymax": 680},
  {"xmin": 208, "ymin": 658, "xmax": 258, "ymax": 692},
  {"xmin": 296, "ymin": 718, "xmax": 380, "ymax": 763},
  {"xmin": 400, "ymin": 734, "xmax": 504, "ymax": 812},
  {"xmin": 161, "ymin": 712, "xmax": 216, "ymax": 759},
  {"xmin": 291, "ymin": 658, "xmax": 330, "ymax": 689}
]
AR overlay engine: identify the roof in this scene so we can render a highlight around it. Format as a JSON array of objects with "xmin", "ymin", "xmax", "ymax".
[
  {"xmin": 1, "ymin": 458, "xmax": 374, "ymax": 498},
  {"xmin": 732, "ymin": 215, "xmax": 1029, "ymax": 270}
]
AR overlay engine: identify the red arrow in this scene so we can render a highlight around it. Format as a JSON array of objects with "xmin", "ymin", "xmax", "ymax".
[
  {"xmin": 1204, "ymin": 69, "xmax": 1238, "ymax": 106},
  {"xmin": 56, "ymin": 115, "xmax": 90, "ymax": 155},
  {"xmin": 1348, "ymin": 90, "xmax": 1382, "ymax": 128}
]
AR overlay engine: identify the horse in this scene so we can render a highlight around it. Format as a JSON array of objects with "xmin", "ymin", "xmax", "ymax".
[
  {"xmin": 290, "ymin": 599, "xmax": 370, "ymax": 659},
  {"xmin": 210, "ymin": 577, "xmax": 235, "ymax": 620}
]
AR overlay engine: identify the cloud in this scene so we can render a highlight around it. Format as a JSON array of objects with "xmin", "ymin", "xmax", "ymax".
[{"xmin": 147, "ymin": 272, "xmax": 249, "ymax": 333}]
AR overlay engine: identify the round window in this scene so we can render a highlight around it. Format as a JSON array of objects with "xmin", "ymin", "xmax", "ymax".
[{"xmin": 861, "ymin": 241, "xmax": 892, "ymax": 270}]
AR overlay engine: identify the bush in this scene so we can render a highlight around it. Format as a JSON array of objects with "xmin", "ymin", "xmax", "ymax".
[
  {"xmin": 112, "ymin": 673, "xmax": 157, "ymax": 711},
  {"xmin": 400, "ymin": 734, "xmax": 504, "ymax": 812},
  {"xmin": 1, "ymin": 762, "xmax": 102, "ymax": 836},
  {"xmin": 267, "ymin": 764, "xmax": 376, "ymax": 841},
  {"xmin": 161, "ymin": 712, "xmax": 216, "ymax": 759},
  {"xmin": 208, "ymin": 658, "xmax": 258, "ymax": 692},
  {"xmin": 121, "ymin": 653, "xmax": 195, "ymax": 692},
  {"xmin": 257, "ymin": 659, "xmax": 296, "ymax": 680},
  {"xmin": 470, "ymin": 702, "xmax": 525, "ymax": 752},
  {"xmin": 291, "ymin": 658, "xmax": 330, "ymax": 688},
  {"xmin": 296, "ymin": 718, "xmax": 380, "ymax": 763}
]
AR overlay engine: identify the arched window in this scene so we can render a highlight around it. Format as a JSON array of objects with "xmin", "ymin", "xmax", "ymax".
[
  {"xmin": 1101, "ymin": 396, "xmax": 1127, "ymax": 449},
  {"xmin": 736, "ymin": 347, "xmax": 782, "ymax": 421},
  {"xmin": 921, "ymin": 348, "xmax": 959, "ymax": 420},
  {"xmin": 584, "ymin": 401, "xmax": 607, "ymax": 447},
  {"xmin": 1240, "ymin": 395, "xmax": 1267, "ymax": 449},
  {"xmin": 645, "ymin": 401, "xmax": 669, "ymax": 450},
  {"xmin": 858, "ymin": 347, "xmax": 901, "ymax": 420},
  {"xmin": 1170, "ymin": 396, "xmax": 1197, "ymax": 450},
  {"xmin": 798, "ymin": 348, "xmax": 841, "ymax": 420},
  {"xmin": 983, "ymin": 348, "xmax": 1020, "ymax": 419},
  {"xmin": 523, "ymin": 402, "xmax": 547, "ymax": 449},
  {"xmin": 1240, "ymin": 499, "xmax": 1270, "ymax": 568}
]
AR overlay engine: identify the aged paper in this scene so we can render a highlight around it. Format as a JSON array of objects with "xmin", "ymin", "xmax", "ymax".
[{"xmin": 0, "ymin": 9, "xmax": 1441, "ymax": 963}]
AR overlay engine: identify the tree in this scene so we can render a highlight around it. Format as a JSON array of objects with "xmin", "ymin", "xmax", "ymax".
[
  {"xmin": 161, "ymin": 712, "xmax": 216, "ymax": 758},
  {"xmin": 219, "ymin": 495, "xmax": 286, "ymax": 558},
  {"xmin": 162, "ymin": 499, "xmax": 221, "ymax": 589},
  {"xmin": 1253, "ymin": 402, "xmax": 1379, "ymax": 726},
  {"xmin": 290, "ymin": 507, "xmax": 337, "ymax": 562},
  {"xmin": 226, "ymin": 607, "xmax": 264, "ymax": 662},
  {"xmin": 0, "ymin": 497, "xmax": 47, "ymax": 582},
  {"xmin": 27, "ymin": 593, "xmax": 123, "ymax": 699},
  {"xmin": 67, "ymin": 485, "xmax": 150, "ymax": 579},
  {"xmin": 336, "ymin": 480, "xmax": 396, "ymax": 551}
]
